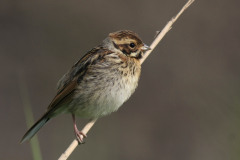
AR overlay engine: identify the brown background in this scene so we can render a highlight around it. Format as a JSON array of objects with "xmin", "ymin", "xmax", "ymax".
[{"xmin": 1, "ymin": 0, "xmax": 240, "ymax": 159}]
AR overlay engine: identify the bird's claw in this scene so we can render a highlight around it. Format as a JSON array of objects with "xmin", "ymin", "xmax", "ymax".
[{"xmin": 75, "ymin": 131, "xmax": 87, "ymax": 144}]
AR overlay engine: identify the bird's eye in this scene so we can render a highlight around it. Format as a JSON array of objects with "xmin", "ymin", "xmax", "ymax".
[{"xmin": 129, "ymin": 43, "xmax": 135, "ymax": 48}]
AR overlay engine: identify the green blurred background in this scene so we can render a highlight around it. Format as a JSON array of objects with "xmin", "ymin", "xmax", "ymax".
[{"xmin": 1, "ymin": 0, "xmax": 240, "ymax": 159}]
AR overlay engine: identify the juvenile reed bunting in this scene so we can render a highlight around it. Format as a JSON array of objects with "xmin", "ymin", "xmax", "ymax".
[{"xmin": 20, "ymin": 30, "xmax": 151, "ymax": 144}]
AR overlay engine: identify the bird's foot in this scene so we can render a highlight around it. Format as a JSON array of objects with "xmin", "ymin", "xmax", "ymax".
[{"xmin": 75, "ymin": 130, "xmax": 87, "ymax": 144}]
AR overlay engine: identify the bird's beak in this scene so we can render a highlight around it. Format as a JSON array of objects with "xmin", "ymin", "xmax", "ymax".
[{"xmin": 141, "ymin": 44, "xmax": 151, "ymax": 51}]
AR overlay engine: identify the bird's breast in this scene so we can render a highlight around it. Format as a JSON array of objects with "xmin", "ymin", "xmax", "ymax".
[{"xmin": 69, "ymin": 56, "xmax": 141, "ymax": 118}]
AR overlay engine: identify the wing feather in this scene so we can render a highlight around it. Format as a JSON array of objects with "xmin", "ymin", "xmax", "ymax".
[{"xmin": 46, "ymin": 46, "xmax": 113, "ymax": 117}]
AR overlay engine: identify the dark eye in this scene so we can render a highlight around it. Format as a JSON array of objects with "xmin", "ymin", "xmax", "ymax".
[{"xmin": 129, "ymin": 43, "xmax": 135, "ymax": 48}]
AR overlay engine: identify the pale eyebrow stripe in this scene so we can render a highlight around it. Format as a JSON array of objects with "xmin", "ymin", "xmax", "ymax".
[{"xmin": 113, "ymin": 38, "xmax": 136, "ymax": 45}]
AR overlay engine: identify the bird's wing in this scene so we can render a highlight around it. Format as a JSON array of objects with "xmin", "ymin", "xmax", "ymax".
[
  {"xmin": 45, "ymin": 46, "xmax": 114, "ymax": 117},
  {"xmin": 20, "ymin": 46, "xmax": 114, "ymax": 143}
]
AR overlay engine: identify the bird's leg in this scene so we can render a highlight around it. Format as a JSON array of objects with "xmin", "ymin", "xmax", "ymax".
[{"xmin": 72, "ymin": 114, "xmax": 87, "ymax": 144}]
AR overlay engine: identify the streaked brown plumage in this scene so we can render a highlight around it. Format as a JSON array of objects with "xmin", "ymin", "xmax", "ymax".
[{"xmin": 20, "ymin": 30, "xmax": 151, "ymax": 144}]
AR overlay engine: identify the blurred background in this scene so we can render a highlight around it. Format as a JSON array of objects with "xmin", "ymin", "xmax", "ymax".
[{"xmin": 1, "ymin": 0, "xmax": 240, "ymax": 159}]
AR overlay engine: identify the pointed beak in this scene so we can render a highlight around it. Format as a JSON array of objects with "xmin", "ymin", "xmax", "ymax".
[{"xmin": 141, "ymin": 44, "xmax": 151, "ymax": 51}]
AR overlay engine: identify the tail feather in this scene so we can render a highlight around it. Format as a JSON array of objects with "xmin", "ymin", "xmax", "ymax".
[{"xmin": 20, "ymin": 115, "xmax": 50, "ymax": 144}]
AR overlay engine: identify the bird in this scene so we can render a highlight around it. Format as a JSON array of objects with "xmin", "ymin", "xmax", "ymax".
[{"xmin": 20, "ymin": 30, "xmax": 151, "ymax": 144}]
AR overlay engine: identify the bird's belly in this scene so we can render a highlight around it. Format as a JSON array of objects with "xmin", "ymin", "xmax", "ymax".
[{"xmin": 68, "ymin": 72, "xmax": 139, "ymax": 119}]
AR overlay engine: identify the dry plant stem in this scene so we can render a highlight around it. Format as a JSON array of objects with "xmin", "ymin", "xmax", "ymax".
[
  {"xmin": 140, "ymin": 0, "xmax": 194, "ymax": 64},
  {"xmin": 58, "ymin": 0, "xmax": 194, "ymax": 159}
]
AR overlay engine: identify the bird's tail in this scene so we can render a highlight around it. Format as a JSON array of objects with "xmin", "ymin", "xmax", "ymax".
[{"xmin": 20, "ymin": 113, "xmax": 50, "ymax": 144}]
